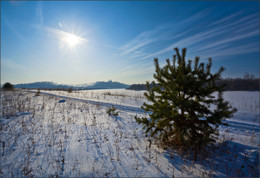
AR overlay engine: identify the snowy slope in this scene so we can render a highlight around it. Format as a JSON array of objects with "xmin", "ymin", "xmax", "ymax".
[{"xmin": 0, "ymin": 90, "xmax": 259, "ymax": 177}]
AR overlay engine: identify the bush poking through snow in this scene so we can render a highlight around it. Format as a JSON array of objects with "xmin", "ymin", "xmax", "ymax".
[
  {"xmin": 3, "ymin": 82, "xmax": 14, "ymax": 90},
  {"xmin": 68, "ymin": 88, "xmax": 73, "ymax": 93},
  {"xmin": 35, "ymin": 89, "xmax": 40, "ymax": 96},
  {"xmin": 106, "ymin": 106, "xmax": 119, "ymax": 117}
]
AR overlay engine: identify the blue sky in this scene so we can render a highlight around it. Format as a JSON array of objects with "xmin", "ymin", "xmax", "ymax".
[{"xmin": 1, "ymin": 1, "xmax": 259, "ymax": 84}]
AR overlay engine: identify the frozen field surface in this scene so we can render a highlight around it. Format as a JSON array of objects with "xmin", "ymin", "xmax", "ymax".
[{"xmin": 0, "ymin": 89, "xmax": 259, "ymax": 177}]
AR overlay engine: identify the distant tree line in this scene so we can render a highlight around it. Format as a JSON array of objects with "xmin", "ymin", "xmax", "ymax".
[
  {"xmin": 127, "ymin": 77, "xmax": 259, "ymax": 91},
  {"xmin": 215, "ymin": 78, "xmax": 259, "ymax": 91}
]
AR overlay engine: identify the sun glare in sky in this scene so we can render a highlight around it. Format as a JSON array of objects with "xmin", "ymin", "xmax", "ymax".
[
  {"xmin": 60, "ymin": 32, "xmax": 87, "ymax": 49},
  {"xmin": 63, "ymin": 33, "xmax": 81, "ymax": 47},
  {"xmin": 56, "ymin": 30, "xmax": 88, "ymax": 52}
]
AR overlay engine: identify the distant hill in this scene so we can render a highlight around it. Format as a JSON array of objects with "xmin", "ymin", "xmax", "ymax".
[
  {"xmin": 89, "ymin": 80, "xmax": 129, "ymax": 89},
  {"xmin": 13, "ymin": 81, "xmax": 129, "ymax": 90},
  {"xmin": 14, "ymin": 82, "xmax": 71, "ymax": 89}
]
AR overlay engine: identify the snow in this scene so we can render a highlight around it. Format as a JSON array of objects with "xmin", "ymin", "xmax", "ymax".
[
  {"xmin": 34, "ymin": 89, "xmax": 147, "ymax": 108},
  {"xmin": 0, "ymin": 89, "xmax": 259, "ymax": 177}
]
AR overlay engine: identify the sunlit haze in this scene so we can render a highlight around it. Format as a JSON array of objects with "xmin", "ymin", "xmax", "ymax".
[
  {"xmin": 59, "ymin": 31, "xmax": 88, "ymax": 51},
  {"xmin": 63, "ymin": 33, "xmax": 84, "ymax": 48},
  {"xmin": 1, "ymin": 1, "xmax": 259, "ymax": 85}
]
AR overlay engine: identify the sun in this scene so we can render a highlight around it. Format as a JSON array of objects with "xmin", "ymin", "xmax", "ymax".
[
  {"xmin": 63, "ymin": 33, "xmax": 82, "ymax": 48},
  {"xmin": 58, "ymin": 31, "xmax": 88, "ymax": 51},
  {"xmin": 55, "ymin": 28, "xmax": 88, "ymax": 52}
]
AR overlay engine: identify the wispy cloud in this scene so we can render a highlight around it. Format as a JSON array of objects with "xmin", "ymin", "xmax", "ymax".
[
  {"xmin": 199, "ymin": 29, "xmax": 259, "ymax": 51},
  {"xmin": 58, "ymin": 22, "xmax": 63, "ymax": 28},
  {"xmin": 210, "ymin": 11, "xmax": 242, "ymax": 26},
  {"xmin": 119, "ymin": 10, "xmax": 210, "ymax": 62},
  {"xmin": 122, "ymin": 12, "xmax": 259, "ymax": 62},
  {"xmin": 36, "ymin": 1, "xmax": 44, "ymax": 26},
  {"xmin": 199, "ymin": 42, "xmax": 259, "ymax": 59},
  {"xmin": 119, "ymin": 24, "xmax": 174, "ymax": 56},
  {"xmin": 118, "ymin": 60, "xmax": 152, "ymax": 73}
]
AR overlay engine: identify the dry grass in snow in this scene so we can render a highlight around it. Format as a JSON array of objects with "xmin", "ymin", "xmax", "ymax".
[{"xmin": 0, "ymin": 89, "xmax": 259, "ymax": 177}]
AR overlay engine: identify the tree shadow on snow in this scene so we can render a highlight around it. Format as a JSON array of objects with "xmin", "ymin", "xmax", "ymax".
[
  {"xmin": 163, "ymin": 140, "xmax": 259, "ymax": 177},
  {"xmin": 109, "ymin": 115, "xmax": 127, "ymax": 127},
  {"xmin": 221, "ymin": 119, "xmax": 260, "ymax": 133}
]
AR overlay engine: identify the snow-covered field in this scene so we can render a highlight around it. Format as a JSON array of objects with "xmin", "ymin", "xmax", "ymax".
[{"xmin": 0, "ymin": 89, "xmax": 259, "ymax": 177}]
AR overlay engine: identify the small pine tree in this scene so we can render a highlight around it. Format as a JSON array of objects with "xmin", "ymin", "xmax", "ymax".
[
  {"xmin": 68, "ymin": 88, "xmax": 73, "ymax": 93},
  {"xmin": 3, "ymin": 82, "xmax": 14, "ymax": 90},
  {"xmin": 135, "ymin": 48, "xmax": 236, "ymax": 160},
  {"xmin": 35, "ymin": 89, "xmax": 40, "ymax": 96},
  {"xmin": 107, "ymin": 106, "xmax": 119, "ymax": 117}
]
